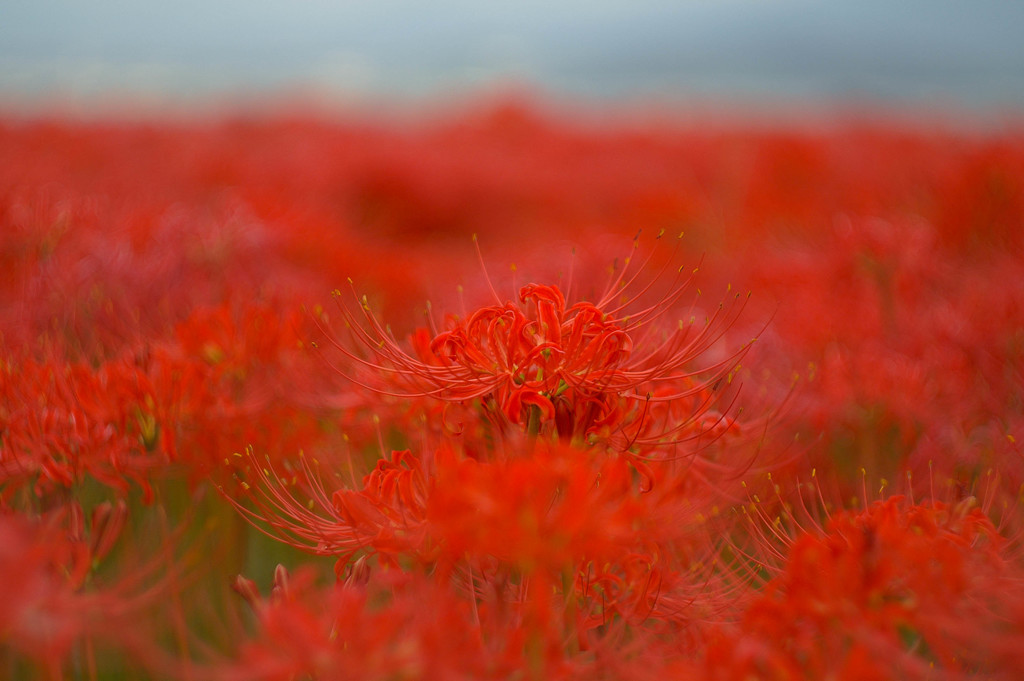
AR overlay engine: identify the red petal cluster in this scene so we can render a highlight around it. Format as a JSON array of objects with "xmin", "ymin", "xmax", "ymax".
[{"xmin": 707, "ymin": 495, "xmax": 1024, "ymax": 679}]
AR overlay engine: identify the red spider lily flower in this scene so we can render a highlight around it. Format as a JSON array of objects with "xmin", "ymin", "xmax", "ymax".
[
  {"xmin": 426, "ymin": 441, "xmax": 741, "ymax": 647},
  {"xmin": 331, "ymin": 448, "xmax": 433, "ymax": 564},
  {"xmin": 224, "ymin": 447, "xmax": 432, "ymax": 568},
  {"xmin": 226, "ymin": 438, "xmax": 730, "ymax": 652},
  {"xmin": 220, "ymin": 561, "xmax": 709, "ymax": 681},
  {"xmin": 740, "ymin": 215, "xmax": 1024, "ymax": 487},
  {"xmin": 170, "ymin": 301, "xmax": 309, "ymax": 383},
  {"xmin": 0, "ymin": 504, "xmax": 168, "ymax": 677},
  {"xmin": 318, "ymin": 239, "xmax": 755, "ymax": 460},
  {"xmin": 1, "ymin": 299, "xmax": 330, "ymax": 499},
  {"xmin": 0, "ymin": 353, "xmax": 192, "ymax": 501},
  {"xmin": 218, "ymin": 566, "xmax": 506, "ymax": 681},
  {"xmin": 229, "ymin": 441, "xmax": 674, "ymax": 570},
  {"xmin": 164, "ymin": 301, "xmax": 331, "ymax": 478},
  {"xmin": 705, "ymin": 494, "xmax": 1024, "ymax": 680}
]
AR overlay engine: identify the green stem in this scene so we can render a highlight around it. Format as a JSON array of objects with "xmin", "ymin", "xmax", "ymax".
[
  {"xmin": 526, "ymin": 404, "xmax": 541, "ymax": 438},
  {"xmin": 562, "ymin": 566, "xmax": 579, "ymax": 656}
]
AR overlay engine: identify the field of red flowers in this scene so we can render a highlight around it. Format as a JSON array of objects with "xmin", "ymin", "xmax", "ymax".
[{"xmin": 2, "ymin": 99, "xmax": 1024, "ymax": 680}]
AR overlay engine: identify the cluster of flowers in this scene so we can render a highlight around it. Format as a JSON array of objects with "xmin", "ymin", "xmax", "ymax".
[{"xmin": 1, "ymin": 100, "xmax": 1023, "ymax": 679}]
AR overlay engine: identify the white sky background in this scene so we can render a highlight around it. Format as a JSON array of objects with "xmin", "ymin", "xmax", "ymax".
[{"xmin": 2, "ymin": 0, "xmax": 1024, "ymax": 107}]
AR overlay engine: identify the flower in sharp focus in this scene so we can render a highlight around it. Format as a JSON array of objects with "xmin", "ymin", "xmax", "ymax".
[{"xmin": 321, "ymin": 243, "xmax": 754, "ymax": 455}]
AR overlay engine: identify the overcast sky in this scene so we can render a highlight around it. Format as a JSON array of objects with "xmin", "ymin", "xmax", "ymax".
[{"xmin": 3, "ymin": 1, "xmax": 1023, "ymax": 107}]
